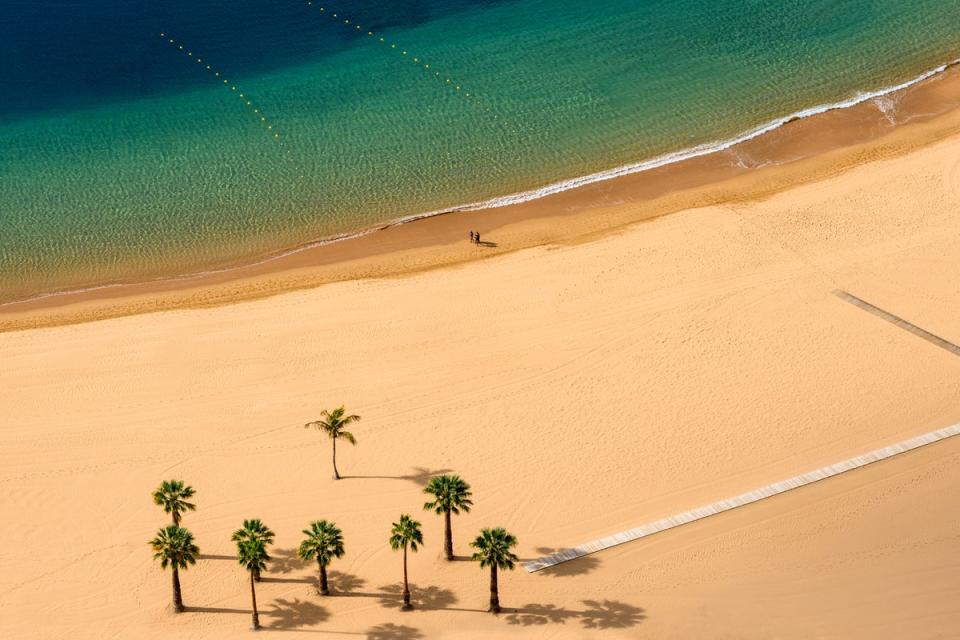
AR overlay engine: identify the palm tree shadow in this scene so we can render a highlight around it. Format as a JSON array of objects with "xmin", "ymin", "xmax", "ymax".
[
  {"xmin": 343, "ymin": 467, "xmax": 455, "ymax": 487},
  {"xmin": 261, "ymin": 576, "xmax": 313, "ymax": 584},
  {"xmin": 505, "ymin": 603, "xmax": 578, "ymax": 626},
  {"xmin": 366, "ymin": 623, "xmax": 424, "ymax": 640},
  {"xmin": 265, "ymin": 597, "xmax": 330, "ymax": 630},
  {"xmin": 377, "ymin": 583, "xmax": 458, "ymax": 611},
  {"xmin": 198, "ymin": 553, "xmax": 234, "ymax": 561},
  {"xmin": 328, "ymin": 571, "xmax": 367, "ymax": 595},
  {"xmin": 531, "ymin": 547, "xmax": 601, "ymax": 577},
  {"xmin": 580, "ymin": 600, "xmax": 647, "ymax": 629},
  {"xmin": 504, "ymin": 600, "xmax": 645, "ymax": 629},
  {"xmin": 184, "ymin": 605, "xmax": 248, "ymax": 614},
  {"xmin": 269, "ymin": 547, "xmax": 307, "ymax": 575}
]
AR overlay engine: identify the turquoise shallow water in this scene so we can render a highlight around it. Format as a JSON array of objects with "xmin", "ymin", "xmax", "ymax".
[{"xmin": 1, "ymin": 0, "xmax": 959, "ymax": 301}]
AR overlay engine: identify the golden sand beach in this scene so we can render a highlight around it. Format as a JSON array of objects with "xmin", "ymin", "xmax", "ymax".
[{"xmin": 2, "ymin": 75, "xmax": 960, "ymax": 639}]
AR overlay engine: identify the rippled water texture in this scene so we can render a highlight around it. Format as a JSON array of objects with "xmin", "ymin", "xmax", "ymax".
[{"xmin": 1, "ymin": 0, "xmax": 958, "ymax": 300}]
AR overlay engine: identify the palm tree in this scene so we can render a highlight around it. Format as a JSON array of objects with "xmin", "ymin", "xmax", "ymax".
[
  {"xmin": 423, "ymin": 474, "xmax": 473, "ymax": 561},
  {"xmin": 298, "ymin": 520, "xmax": 345, "ymax": 595},
  {"xmin": 152, "ymin": 480, "xmax": 196, "ymax": 525},
  {"xmin": 389, "ymin": 514, "xmax": 423, "ymax": 611},
  {"xmin": 149, "ymin": 525, "xmax": 199, "ymax": 613},
  {"xmin": 232, "ymin": 519, "xmax": 275, "ymax": 582},
  {"xmin": 470, "ymin": 527, "xmax": 518, "ymax": 614},
  {"xmin": 305, "ymin": 406, "xmax": 359, "ymax": 480},
  {"xmin": 236, "ymin": 536, "xmax": 271, "ymax": 630}
]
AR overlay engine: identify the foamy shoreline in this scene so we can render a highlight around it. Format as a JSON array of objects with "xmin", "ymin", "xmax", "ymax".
[{"xmin": 3, "ymin": 56, "xmax": 960, "ymax": 313}]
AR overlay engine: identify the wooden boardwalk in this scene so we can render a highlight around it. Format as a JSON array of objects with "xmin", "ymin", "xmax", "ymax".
[
  {"xmin": 523, "ymin": 423, "xmax": 960, "ymax": 572},
  {"xmin": 833, "ymin": 289, "xmax": 960, "ymax": 357}
]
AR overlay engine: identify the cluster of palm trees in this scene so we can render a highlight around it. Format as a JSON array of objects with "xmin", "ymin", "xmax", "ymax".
[{"xmin": 148, "ymin": 407, "xmax": 520, "ymax": 632}]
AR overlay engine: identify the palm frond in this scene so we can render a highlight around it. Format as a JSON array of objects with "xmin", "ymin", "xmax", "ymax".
[
  {"xmin": 298, "ymin": 520, "xmax": 345, "ymax": 566},
  {"xmin": 148, "ymin": 525, "xmax": 200, "ymax": 570},
  {"xmin": 389, "ymin": 514, "xmax": 423, "ymax": 552},
  {"xmin": 470, "ymin": 527, "xmax": 518, "ymax": 570},
  {"xmin": 422, "ymin": 475, "xmax": 473, "ymax": 515}
]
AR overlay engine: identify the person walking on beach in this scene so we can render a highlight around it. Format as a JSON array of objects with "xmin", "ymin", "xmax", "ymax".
[
  {"xmin": 469, "ymin": 231, "xmax": 476, "ymax": 244},
  {"xmin": 475, "ymin": 232, "xmax": 481, "ymax": 245}
]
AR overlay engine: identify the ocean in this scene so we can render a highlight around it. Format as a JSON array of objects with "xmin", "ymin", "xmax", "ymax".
[{"xmin": 1, "ymin": 0, "xmax": 958, "ymax": 301}]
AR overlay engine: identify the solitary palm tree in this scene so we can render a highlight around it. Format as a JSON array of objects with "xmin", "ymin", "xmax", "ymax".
[
  {"xmin": 298, "ymin": 520, "xmax": 345, "ymax": 595},
  {"xmin": 423, "ymin": 474, "xmax": 473, "ymax": 561},
  {"xmin": 236, "ymin": 536, "xmax": 271, "ymax": 630},
  {"xmin": 149, "ymin": 525, "xmax": 199, "ymax": 613},
  {"xmin": 152, "ymin": 480, "xmax": 196, "ymax": 525},
  {"xmin": 305, "ymin": 406, "xmax": 359, "ymax": 479},
  {"xmin": 232, "ymin": 519, "xmax": 275, "ymax": 582},
  {"xmin": 389, "ymin": 514, "xmax": 423, "ymax": 611},
  {"xmin": 470, "ymin": 527, "xmax": 518, "ymax": 614}
]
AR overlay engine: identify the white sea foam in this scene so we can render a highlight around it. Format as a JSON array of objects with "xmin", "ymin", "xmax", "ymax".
[
  {"xmin": 457, "ymin": 57, "xmax": 959, "ymax": 211},
  {"xmin": 3, "ymin": 58, "xmax": 958, "ymax": 308}
]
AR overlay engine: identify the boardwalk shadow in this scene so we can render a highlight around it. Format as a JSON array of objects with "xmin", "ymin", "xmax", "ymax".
[
  {"xmin": 343, "ymin": 467, "xmax": 455, "ymax": 487},
  {"xmin": 531, "ymin": 548, "xmax": 601, "ymax": 577},
  {"xmin": 366, "ymin": 623, "xmax": 424, "ymax": 640},
  {"xmin": 505, "ymin": 600, "xmax": 645, "ymax": 629},
  {"xmin": 270, "ymin": 548, "xmax": 307, "ymax": 575},
  {"xmin": 265, "ymin": 597, "xmax": 330, "ymax": 630}
]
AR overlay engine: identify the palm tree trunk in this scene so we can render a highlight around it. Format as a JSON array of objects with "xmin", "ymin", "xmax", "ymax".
[
  {"xmin": 332, "ymin": 436, "xmax": 340, "ymax": 480},
  {"xmin": 172, "ymin": 511, "xmax": 180, "ymax": 526},
  {"xmin": 319, "ymin": 563, "xmax": 329, "ymax": 596},
  {"xmin": 401, "ymin": 545, "xmax": 412, "ymax": 610},
  {"xmin": 172, "ymin": 566, "xmax": 185, "ymax": 613},
  {"xmin": 444, "ymin": 510, "xmax": 453, "ymax": 560},
  {"xmin": 489, "ymin": 564, "xmax": 500, "ymax": 614},
  {"xmin": 254, "ymin": 568, "xmax": 261, "ymax": 582},
  {"xmin": 250, "ymin": 572, "xmax": 261, "ymax": 630}
]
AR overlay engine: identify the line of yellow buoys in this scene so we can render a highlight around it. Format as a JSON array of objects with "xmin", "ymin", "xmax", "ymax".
[
  {"xmin": 159, "ymin": 32, "xmax": 283, "ymax": 142},
  {"xmin": 304, "ymin": 1, "xmax": 493, "ymax": 114}
]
